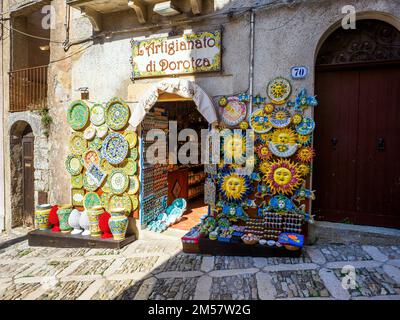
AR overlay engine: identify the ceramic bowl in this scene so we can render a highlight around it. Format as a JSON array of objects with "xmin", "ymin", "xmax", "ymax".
[
  {"xmin": 259, "ymin": 239, "xmax": 267, "ymax": 245},
  {"xmin": 267, "ymin": 240, "xmax": 276, "ymax": 247}
]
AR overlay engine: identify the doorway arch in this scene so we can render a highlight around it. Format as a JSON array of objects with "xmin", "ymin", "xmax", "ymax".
[
  {"xmin": 10, "ymin": 121, "xmax": 35, "ymax": 228},
  {"xmin": 313, "ymin": 19, "xmax": 400, "ymax": 228}
]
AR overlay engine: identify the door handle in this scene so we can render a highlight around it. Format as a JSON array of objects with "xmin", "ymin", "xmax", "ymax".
[
  {"xmin": 377, "ymin": 137, "xmax": 385, "ymax": 151},
  {"xmin": 331, "ymin": 137, "xmax": 338, "ymax": 149}
]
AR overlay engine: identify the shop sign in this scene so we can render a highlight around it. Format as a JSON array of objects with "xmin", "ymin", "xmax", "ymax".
[
  {"xmin": 131, "ymin": 30, "xmax": 221, "ymax": 78},
  {"xmin": 291, "ymin": 66, "xmax": 308, "ymax": 79}
]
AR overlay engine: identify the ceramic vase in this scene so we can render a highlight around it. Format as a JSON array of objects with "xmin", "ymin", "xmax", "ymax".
[
  {"xmin": 34, "ymin": 204, "xmax": 52, "ymax": 231},
  {"xmin": 57, "ymin": 205, "xmax": 73, "ymax": 233},
  {"xmin": 108, "ymin": 208, "xmax": 128, "ymax": 241},
  {"xmin": 68, "ymin": 209, "xmax": 83, "ymax": 235},
  {"xmin": 79, "ymin": 210, "xmax": 90, "ymax": 236},
  {"xmin": 87, "ymin": 206, "xmax": 104, "ymax": 238}
]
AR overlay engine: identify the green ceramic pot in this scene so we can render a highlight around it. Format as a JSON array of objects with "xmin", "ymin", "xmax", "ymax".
[
  {"xmin": 87, "ymin": 206, "xmax": 104, "ymax": 238},
  {"xmin": 57, "ymin": 207, "xmax": 73, "ymax": 233},
  {"xmin": 108, "ymin": 208, "xmax": 128, "ymax": 241}
]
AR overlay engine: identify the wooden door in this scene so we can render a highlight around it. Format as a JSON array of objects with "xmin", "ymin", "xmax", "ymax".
[
  {"xmin": 314, "ymin": 65, "xmax": 400, "ymax": 228},
  {"xmin": 22, "ymin": 134, "xmax": 35, "ymax": 227}
]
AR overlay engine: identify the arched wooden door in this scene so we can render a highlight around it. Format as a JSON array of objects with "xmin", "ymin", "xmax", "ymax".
[{"xmin": 314, "ymin": 20, "xmax": 400, "ymax": 228}]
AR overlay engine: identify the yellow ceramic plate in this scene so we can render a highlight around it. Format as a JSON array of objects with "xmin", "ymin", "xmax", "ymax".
[
  {"xmin": 128, "ymin": 176, "xmax": 140, "ymax": 195},
  {"xmin": 124, "ymin": 131, "xmax": 138, "ymax": 148}
]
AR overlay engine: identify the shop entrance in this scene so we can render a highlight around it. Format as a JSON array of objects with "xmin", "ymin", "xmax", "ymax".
[
  {"xmin": 314, "ymin": 19, "xmax": 400, "ymax": 228},
  {"xmin": 141, "ymin": 98, "xmax": 209, "ymax": 232}
]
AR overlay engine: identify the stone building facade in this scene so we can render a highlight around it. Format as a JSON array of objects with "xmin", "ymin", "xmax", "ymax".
[{"xmin": 1, "ymin": 0, "xmax": 400, "ymax": 233}]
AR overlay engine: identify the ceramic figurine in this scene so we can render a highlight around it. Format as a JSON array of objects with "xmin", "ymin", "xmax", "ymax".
[
  {"xmin": 68, "ymin": 209, "xmax": 83, "ymax": 235},
  {"xmin": 34, "ymin": 204, "xmax": 51, "ymax": 231},
  {"xmin": 57, "ymin": 205, "xmax": 73, "ymax": 233},
  {"xmin": 79, "ymin": 210, "xmax": 90, "ymax": 236},
  {"xmin": 108, "ymin": 208, "xmax": 129, "ymax": 240},
  {"xmin": 87, "ymin": 206, "xmax": 104, "ymax": 237}
]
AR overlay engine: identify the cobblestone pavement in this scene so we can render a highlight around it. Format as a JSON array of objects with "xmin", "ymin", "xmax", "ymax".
[{"xmin": 0, "ymin": 239, "xmax": 400, "ymax": 300}]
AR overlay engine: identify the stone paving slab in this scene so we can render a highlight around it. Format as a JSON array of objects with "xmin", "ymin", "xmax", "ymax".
[{"xmin": 0, "ymin": 239, "xmax": 399, "ymax": 300}]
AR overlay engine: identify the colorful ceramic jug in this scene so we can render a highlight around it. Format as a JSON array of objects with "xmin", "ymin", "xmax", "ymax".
[
  {"xmin": 57, "ymin": 205, "xmax": 73, "ymax": 233},
  {"xmin": 34, "ymin": 204, "xmax": 52, "ymax": 231},
  {"xmin": 79, "ymin": 210, "xmax": 90, "ymax": 236},
  {"xmin": 108, "ymin": 208, "xmax": 128, "ymax": 241},
  {"xmin": 87, "ymin": 206, "xmax": 104, "ymax": 238},
  {"xmin": 68, "ymin": 209, "xmax": 83, "ymax": 235}
]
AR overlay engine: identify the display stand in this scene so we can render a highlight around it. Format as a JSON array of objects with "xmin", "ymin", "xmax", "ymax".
[{"xmin": 28, "ymin": 230, "xmax": 136, "ymax": 249}]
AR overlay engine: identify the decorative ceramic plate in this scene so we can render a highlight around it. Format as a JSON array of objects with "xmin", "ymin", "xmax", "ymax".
[
  {"xmin": 120, "ymin": 158, "xmax": 137, "ymax": 175},
  {"xmin": 100, "ymin": 193, "xmax": 110, "ymax": 211},
  {"xmin": 87, "ymin": 163, "xmax": 107, "ymax": 186},
  {"xmin": 296, "ymin": 117, "xmax": 315, "ymax": 135},
  {"xmin": 72, "ymin": 189, "xmax": 85, "ymax": 206},
  {"xmin": 249, "ymin": 108, "xmax": 272, "ymax": 133},
  {"xmin": 268, "ymin": 141, "xmax": 299, "ymax": 157},
  {"xmin": 71, "ymin": 174, "xmax": 84, "ymax": 189},
  {"xmin": 128, "ymin": 176, "xmax": 140, "ymax": 195},
  {"xmin": 269, "ymin": 107, "xmax": 292, "ymax": 128},
  {"xmin": 65, "ymin": 155, "xmax": 83, "ymax": 176},
  {"xmin": 267, "ymin": 77, "xmax": 292, "ymax": 105},
  {"xmin": 96, "ymin": 125, "xmax": 108, "ymax": 139},
  {"xmin": 105, "ymin": 98, "xmax": 130, "ymax": 131},
  {"xmin": 90, "ymin": 103, "xmax": 106, "ymax": 126},
  {"xmin": 101, "ymin": 132, "xmax": 129, "ymax": 165},
  {"xmin": 222, "ymin": 97, "xmax": 247, "ymax": 126},
  {"xmin": 83, "ymin": 126, "xmax": 96, "ymax": 140},
  {"xmin": 67, "ymin": 100, "xmax": 90, "ymax": 131},
  {"xmin": 109, "ymin": 169, "xmax": 129, "ymax": 194},
  {"xmin": 83, "ymin": 149, "xmax": 100, "ymax": 168},
  {"xmin": 101, "ymin": 180, "xmax": 112, "ymax": 193},
  {"xmin": 83, "ymin": 173, "xmax": 99, "ymax": 192},
  {"xmin": 130, "ymin": 195, "xmax": 139, "ymax": 211},
  {"xmin": 124, "ymin": 131, "xmax": 138, "ymax": 148},
  {"xmin": 128, "ymin": 148, "xmax": 138, "ymax": 161},
  {"xmin": 83, "ymin": 192, "xmax": 101, "ymax": 210},
  {"xmin": 89, "ymin": 137, "xmax": 102, "ymax": 150},
  {"xmin": 69, "ymin": 132, "xmax": 87, "ymax": 155},
  {"xmin": 100, "ymin": 158, "xmax": 114, "ymax": 173},
  {"xmin": 109, "ymin": 194, "xmax": 132, "ymax": 213}
]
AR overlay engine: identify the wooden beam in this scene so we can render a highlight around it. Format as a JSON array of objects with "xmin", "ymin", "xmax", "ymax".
[
  {"xmin": 80, "ymin": 6, "xmax": 102, "ymax": 32},
  {"xmin": 128, "ymin": 0, "xmax": 148, "ymax": 24},
  {"xmin": 190, "ymin": 0, "xmax": 202, "ymax": 15}
]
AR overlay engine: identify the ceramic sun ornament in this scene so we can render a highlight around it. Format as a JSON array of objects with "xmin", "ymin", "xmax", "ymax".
[
  {"xmin": 297, "ymin": 163, "xmax": 311, "ymax": 177},
  {"xmin": 267, "ymin": 77, "xmax": 292, "ymax": 105},
  {"xmin": 297, "ymin": 133, "xmax": 312, "ymax": 146},
  {"xmin": 221, "ymin": 131, "xmax": 247, "ymax": 164},
  {"xmin": 218, "ymin": 96, "xmax": 228, "ymax": 107},
  {"xmin": 263, "ymin": 159, "xmax": 303, "ymax": 195},
  {"xmin": 221, "ymin": 97, "xmax": 247, "ymax": 126},
  {"xmin": 255, "ymin": 144, "xmax": 272, "ymax": 161},
  {"xmin": 249, "ymin": 108, "xmax": 272, "ymax": 133},
  {"xmin": 268, "ymin": 128, "xmax": 299, "ymax": 157},
  {"xmin": 269, "ymin": 106, "xmax": 292, "ymax": 128},
  {"xmin": 219, "ymin": 170, "xmax": 252, "ymax": 203},
  {"xmin": 296, "ymin": 146, "xmax": 315, "ymax": 163}
]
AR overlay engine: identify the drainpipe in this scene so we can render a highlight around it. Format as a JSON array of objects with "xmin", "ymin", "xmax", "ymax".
[
  {"xmin": 248, "ymin": 10, "xmax": 255, "ymax": 120},
  {"xmin": 0, "ymin": 0, "xmax": 5, "ymax": 232}
]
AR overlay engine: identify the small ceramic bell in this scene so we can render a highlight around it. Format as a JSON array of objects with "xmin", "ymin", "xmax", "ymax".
[
  {"xmin": 68, "ymin": 209, "xmax": 83, "ymax": 235},
  {"xmin": 79, "ymin": 210, "xmax": 90, "ymax": 236}
]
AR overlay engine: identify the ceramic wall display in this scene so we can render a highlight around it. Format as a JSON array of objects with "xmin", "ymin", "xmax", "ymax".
[
  {"xmin": 120, "ymin": 158, "xmax": 137, "ymax": 176},
  {"xmin": 263, "ymin": 159, "xmax": 303, "ymax": 195},
  {"xmin": 84, "ymin": 125, "xmax": 96, "ymax": 140},
  {"xmin": 65, "ymin": 155, "xmax": 83, "ymax": 176},
  {"xmin": 124, "ymin": 131, "xmax": 138, "ymax": 148},
  {"xmin": 108, "ymin": 169, "xmax": 129, "ymax": 194},
  {"xmin": 35, "ymin": 207, "xmax": 51, "ymax": 230},
  {"xmin": 105, "ymin": 97, "xmax": 130, "ymax": 131},
  {"xmin": 89, "ymin": 137, "xmax": 103, "ymax": 150},
  {"xmin": 71, "ymin": 174, "xmax": 84, "ymax": 189},
  {"xmin": 90, "ymin": 103, "xmax": 106, "ymax": 126},
  {"xmin": 221, "ymin": 97, "xmax": 247, "ymax": 126},
  {"xmin": 87, "ymin": 163, "xmax": 107, "ymax": 187},
  {"xmin": 68, "ymin": 209, "xmax": 83, "ymax": 234},
  {"xmin": 69, "ymin": 132, "xmax": 87, "ymax": 155},
  {"xmin": 266, "ymin": 77, "xmax": 292, "ymax": 105},
  {"xmin": 72, "ymin": 189, "xmax": 85, "ymax": 206},
  {"xmin": 269, "ymin": 107, "xmax": 292, "ymax": 128},
  {"xmin": 101, "ymin": 132, "xmax": 129, "ymax": 165},
  {"xmin": 86, "ymin": 206, "xmax": 104, "ymax": 238},
  {"xmin": 128, "ymin": 148, "xmax": 138, "ymax": 161},
  {"xmin": 57, "ymin": 207, "xmax": 73, "ymax": 233},
  {"xmin": 109, "ymin": 194, "xmax": 132, "ymax": 213},
  {"xmin": 295, "ymin": 117, "xmax": 315, "ymax": 135},
  {"xmin": 108, "ymin": 208, "xmax": 129, "ymax": 241},
  {"xmin": 83, "ymin": 173, "xmax": 100, "ymax": 192},
  {"xmin": 219, "ymin": 171, "xmax": 252, "ymax": 203},
  {"xmin": 67, "ymin": 100, "xmax": 90, "ymax": 131},
  {"xmin": 96, "ymin": 125, "xmax": 108, "ymax": 139},
  {"xmin": 249, "ymin": 108, "xmax": 272, "ymax": 133},
  {"xmin": 83, "ymin": 191, "xmax": 101, "ymax": 210},
  {"xmin": 128, "ymin": 176, "xmax": 140, "ymax": 195},
  {"xmin": 79, "ymin": 210, "xmax": 90, "ymax": 236},
  {"xmin": 83, "ymin": 149, "xmax": 100, "ymax": 168}
]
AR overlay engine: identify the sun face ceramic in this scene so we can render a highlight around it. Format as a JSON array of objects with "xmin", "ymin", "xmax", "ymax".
[
  {"xmin": 222, "ymin": 132, "xmax": 247, "ymax": 163},
  {"xmin": 267, "ymin": 77, "xmax": 292, "ymax": 105},
  {"xmin": 249, "ymin": 108, "xmax": 272, "ymax": 133},
  {"xmin": 263, "ymin": 159, "xmax": 303, "ymax": 195},
  {"xmin": 297, "ymin": 134, "xmax": 312, "ymax": 146},
  {"xmin": 292, "ymin": 113, "xmax": 303, "ymax": 125},
  {"xmin": 218, "ymin": 96, "xmax": 228, "ymax": 107},
  {"xmin": 269, "ymin": 107, "xmax": 292, "ymax": 128},
  {"xmin": 221, "ymin": 97, "xmax": 247, "ymax": 126},
  {"xmin": 296, "ymin": 146, "xmax": 315, "ymax": 163},
  {"xmin": 219, "ymin": 171, "xmax": 252, "ymax": 203},
  {"xmin": 67, "ymin": 100, "xmax": 90, "ymax": 131},
  {"xmin": 296, "ymin": 117, "xmax": 315, "ymax": 135},
  {"xmin": 297, "ymin": 164, "xmax": 311, "ymax": 177},
  {"xmin": 264, "ymin": 103, "xmax": 274, "ymax": 114},
  {"xmin": 256, "ymin": 144, "xmax": 272, "ymax": 160}
]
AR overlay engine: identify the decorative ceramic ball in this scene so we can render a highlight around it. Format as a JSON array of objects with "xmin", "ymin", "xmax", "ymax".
[
  {"xmin": 218, "ymin": 96, "xmax": 228, "ymax": 107},
  {"xmin": 79, "ymin": 210, "xmax": 90, "ymax": 236},
  {"xmin": 68, "ymin": 209, "xmax": 83, "ymax": 235}
]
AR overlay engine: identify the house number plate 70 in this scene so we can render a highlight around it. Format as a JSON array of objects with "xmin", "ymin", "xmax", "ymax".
[{"xmin": 291, "ymin": 66, "xmax": 308, "ymax": 79}]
